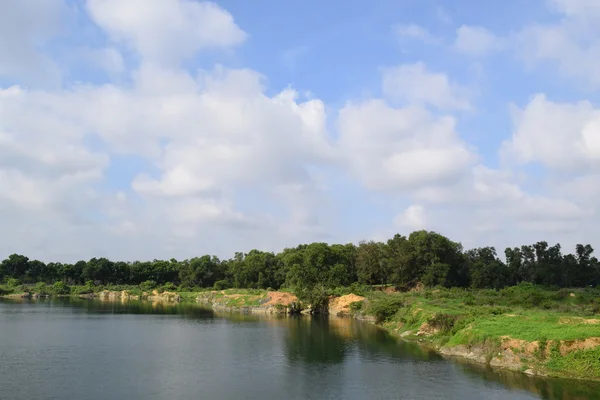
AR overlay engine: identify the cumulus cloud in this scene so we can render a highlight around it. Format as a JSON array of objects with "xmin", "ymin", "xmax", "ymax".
[
  {"xmin": 515, "ymin": 0, "xmax": 600, "ymax": 88},
  {"xmin": 501, "ymin": 94, "xmax": 600, "ymax": 170},
  {"xmin": 1, "ymin": 0, "xmax": 599, "ymax": 262},
  {"xmin": 381, "ymin": 62, "xmax": 471, "ymax": 110},
  {"xmin": 0, "ymin": 64, "xmax": 336, "ymax": 260},
  {"xmin": 394, "ymin": 205, "xmax": 427, "ymax": 230},
  {"xmin": 337, "ymin": 99, "xmax": 476, "ymax": 191},
  {"xmin": 86, "ymin": 0, "xmax": 246, "ymax": 65}
]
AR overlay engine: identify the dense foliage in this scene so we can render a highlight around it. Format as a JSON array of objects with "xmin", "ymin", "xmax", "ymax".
[{"xmin": 1, "ymin": 231, "xmax": 599, "ymax": 303}]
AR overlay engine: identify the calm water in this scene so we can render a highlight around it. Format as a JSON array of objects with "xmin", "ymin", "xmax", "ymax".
[{"xmin": 0, "ymin": 299, "xmax": 599, "ymax": 400}]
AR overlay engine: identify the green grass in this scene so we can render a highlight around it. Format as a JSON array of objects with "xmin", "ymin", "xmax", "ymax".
[
  {"xmin": 360, "ymin": 285, "xmax": 600, "ymax": 380},
  {"xmin": 199, "ymin": 289, "xmax": 269, "ymax": 308},
  {"xmin": 460, "ymin": 311, "xmax": 600, "ymax": 342},
  {"xmin": 546, "ymin": 347, "xmax": 600, "ymax": 380}
]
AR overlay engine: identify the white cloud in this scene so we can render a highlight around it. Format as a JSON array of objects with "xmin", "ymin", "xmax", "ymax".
[
  {"xmin": 337, "ymin": 99, "xmax": 476, "ymax": 191},
  {"xmin": 394, "ymin": 24, "xmax": 439, "ymax": 45},
  {"xmin": 0, "ymin": 64, "xmax": 336, "ymax": 260},
  {"xmin": 501, "ymin": 94, "xmax": 600, "ymax": 170},
  {"xmin": 516, "ymin": 1, "xmax": 600, "ymax": 88},
  {"xmin": 86, "ymin": 0, "xmax": 246, "ymax": 65},
  {"xmin": 548, "ymin": 0, "xmax": 600, "ymax": 18},
  {"xmin": 81, "ymin": 47, "xmax": 125, "ymax": 74},
  {"xmin": 394, "ymin": 205, "xmax": 427, "ymax": 230},
  {"xmin": 2, "ymin": 0, "xmax": 600, "ymax": 263},
  {"xmin": 0, "ymin": 0, "xmax": 65, "ymax": 86},
  {"xmin": 453, "ymin": 25, "xmax": 504, "ymax": 57},
  {"xmin": 381, "ymin": 62, "xmax": 471, "ymax": 110}
]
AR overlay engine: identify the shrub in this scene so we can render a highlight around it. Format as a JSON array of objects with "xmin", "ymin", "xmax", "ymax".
[
  {"xmin": 139, "ymin": 280, "xmax": 157, "ymax": 291},
  {"xmin": 162, "ymin": 282, "xmax": 177, "ymax": 292},
  {"xmin": 369, "ymin": 296, "xmax": 404, "ymax": 323},
  {"xmin": 6, "ymin": 278, "xmax": 21, "ymax": 287},
  {"xmin": 213, "ymin": 280, "xmax": 229, "ymax": 290},
  {"xmin": 349, "ymin": 301, "xmax": 363, "ymax": 312},
  {"xmin": 52, "ymin": 281, "xmax": 71, "ymax": 295},
  {"xmin": 34, "ymin": 282, "xmax": 49, "ymax": 295},
  {"xmin": 428, "ymin": 313, "xmax": 458, "ymax": 333}
]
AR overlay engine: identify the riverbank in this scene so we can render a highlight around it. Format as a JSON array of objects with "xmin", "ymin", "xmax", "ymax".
[
  {"xmin": 195, "ymin": 289, "xmax": 365, "ymax": 316},
  {"xmin": 190, "ymin": 286, "xmax": 600, "ymax": 382},
  {"xmin": 356, "ymin": 286, "xmax": 600, "ymax": 382}
]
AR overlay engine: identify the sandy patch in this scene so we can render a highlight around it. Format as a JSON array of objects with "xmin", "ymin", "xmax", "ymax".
[
  {"xmin": 328, "ymin": 294, "xmax": 365, "ymax": 316},
  {"xmin": 500, "ymin": 336, "xmax": 539, "ymax": 354},
  {"xmin": 559, "ymin": 317, "xmax": 600, "ymax": 325},
  {"xmin": 265, "ymin": 291, "xmax": 298, "ymax": 306},
  {"xmin": 559, "ymin": 337, "xmax": 600, "ymax": 355}
]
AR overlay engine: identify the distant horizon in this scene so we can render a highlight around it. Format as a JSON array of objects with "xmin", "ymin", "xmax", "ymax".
[{"xmin": 1, "ymin": 0, "xmax": 599, "ymax": 262}]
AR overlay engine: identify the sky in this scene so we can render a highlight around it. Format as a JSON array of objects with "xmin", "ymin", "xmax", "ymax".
[{"xmin": 2, "ymin": 0, "xmax": 600, "ymax": 262}]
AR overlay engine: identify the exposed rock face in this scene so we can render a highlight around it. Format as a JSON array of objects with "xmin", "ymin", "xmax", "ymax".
[
  {"xmin": 196, "ymin": 291, "xmax": 298, "ymax": 314},
  {"xmin": 146, "ymin": 290, "xmax": 180, "ymax": 302}
]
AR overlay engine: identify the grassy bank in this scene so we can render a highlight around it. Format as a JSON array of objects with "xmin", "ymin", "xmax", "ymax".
[{"xmin": 357, "ymin": 284, "xmax": 600, "ymax": 381}]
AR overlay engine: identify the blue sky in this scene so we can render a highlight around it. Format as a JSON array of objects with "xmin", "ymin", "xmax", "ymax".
[{"xmin": 2, "ymin": 0, "xmax": 600, "ymax": 262}]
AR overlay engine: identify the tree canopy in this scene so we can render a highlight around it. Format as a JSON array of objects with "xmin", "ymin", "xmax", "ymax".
[{"xmin": 1, "ymin": 230, "xmax": 599, "ymax": 304}]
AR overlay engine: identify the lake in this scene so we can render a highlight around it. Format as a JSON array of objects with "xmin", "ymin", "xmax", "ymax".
[{"xmin": 0, "ymin": 299, "xmax": 598, "ymax": 400}]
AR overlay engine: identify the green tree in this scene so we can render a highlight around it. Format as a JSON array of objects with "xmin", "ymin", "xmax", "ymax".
[{"xmin": 466, "ymin": 247, "xmax": 508, "ymax": 289}]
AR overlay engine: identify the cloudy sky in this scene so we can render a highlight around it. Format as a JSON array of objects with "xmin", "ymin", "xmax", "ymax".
[{"xmin": 1, "ymin": 0, "xmax": 600, "ymax": 262}]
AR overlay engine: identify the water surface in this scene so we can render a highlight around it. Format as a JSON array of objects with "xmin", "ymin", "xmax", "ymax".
[{"xmin": 0, "ymin": 299, "xmax": 598, "ymax": 400}]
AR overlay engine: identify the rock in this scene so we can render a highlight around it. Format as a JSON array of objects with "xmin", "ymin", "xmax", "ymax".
[
  {"xmin": 490, "ymin": 349, "xmax": 523, "ymax": 371},
  {"xmin": 440, "ymin": 345, "xmax": 488, "ymax": 364},
  {"xmin": 400, "ymin": 331, "xmax": 413, "ymax": 338}
]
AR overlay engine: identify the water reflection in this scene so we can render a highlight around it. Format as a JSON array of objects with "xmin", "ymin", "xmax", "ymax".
[
  {"xmin": 283, "ymin": 316, "xmax": 347, "ymax": 364},
  {"xmin": 1, "ymin": 298, "xmax": 598, "ymax": 400},
  {"xmin": 456, "ymin": 360, "xmax": 600, "ymax": 400}
]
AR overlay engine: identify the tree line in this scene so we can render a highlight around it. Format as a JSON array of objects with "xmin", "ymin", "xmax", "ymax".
[{"xmin": 2, "ymin": 230, "xmax": 598, "ymax": 294}]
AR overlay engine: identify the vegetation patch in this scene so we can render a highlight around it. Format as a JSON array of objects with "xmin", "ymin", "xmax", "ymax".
[{"xmin": 546, "ymin": 347, "xmax": 600, "ymax": 380}]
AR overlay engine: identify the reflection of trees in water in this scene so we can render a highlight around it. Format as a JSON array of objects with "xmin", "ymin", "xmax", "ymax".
[
  {"xmin": 52, "ymin": 298, "xmax": 216, "ymax": 319},
  {"xmin": 456, "ymin": 359, "xmax": 600, "ymax": 400},
  {"xmin": 283, "ymin": 316, "xmax": 346, "ymax": 364},
  {"xmin": 327, "ymin": 317, "xmax": 441, "ymax": 362}
]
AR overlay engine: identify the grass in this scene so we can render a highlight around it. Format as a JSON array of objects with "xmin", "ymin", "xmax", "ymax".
[
  {"xmin": 546, "ymin": 347, "xmax": 600, "ymax": 380},
  {"xmin": 198, "ymin": 288, "xmax": 269, "ymax": 308},
  {"xmin": 359, "ymin": 285, "xmax": 600, "ymax": 381}
]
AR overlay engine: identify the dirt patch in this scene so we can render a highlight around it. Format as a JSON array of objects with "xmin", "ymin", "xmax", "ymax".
[
  {"xmin": 559, "ymin": 337, "xmax": 600, "ymax": 355},
  {"xmin": 500, "ymin": 335, "xmax": 600, "ymax": 357},
  {"xmin": 500, "ymin": 336, "xmax": 539, "ymax": 354},
  {"xmin": 328, "ymin": 294, "xmax": 364, "ymax": 316},
  {"xmin": 264, "ymin": 291, "xmax": 298, "ymax": 306},
  {"xmin": 409, "ymin": 282, "xmax": 425, "ymax": 293},
  {"xmin": 559, "ymin": 317, "xmax": 600, "ymax": 325},
  {"xmin": 417, "ymin": 322, "xmax": 440, "ymax": 336}
]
